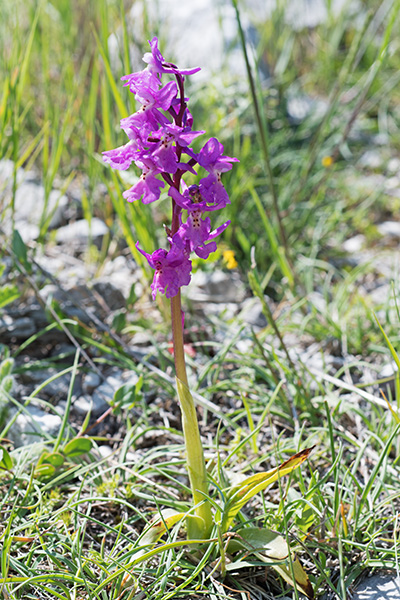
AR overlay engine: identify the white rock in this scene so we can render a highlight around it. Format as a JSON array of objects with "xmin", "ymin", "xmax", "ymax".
[
  {"xmin": 75, "ymin": 373, "xmax": 124, "ymax": 418},
  {"xmin": 7, "ymin": 405, "xmax": 62, "ymax": 447},
  {"xmin": 3, "ymin": 181, "xmax": 68, "ymax": 241},
  {"xmin": 352, "ymin": 572, "xmax": 400, "ymax": 600},
  {"xmin": 342, "ymin": 234, "xmax": 365, "ymax": 253},
  {"xmin": 82, "ymin": 372, "xmax": 102, "ymax": 394},
  {"xmin": 73, "ymin": 394, "xmax": 107, "ymax": 418},
  {"xmin": 358, "ymin": 149, "xmax": 384, "ymax": 169},
  {"xmin": 377, "ymin": 221, "xmax": 400, "ymax": 239},
  {"xmin": 187, "ymin": 270, "xmax": 245, "ymax": 303},
  {"xmin": 122, "ymin": 0, "xmax": 267, "ymax": 85},
  {"xmin": 92, "ymin": 280, "xmax": 125, "ymax": 310},
  {"xmin": 385, "ymin": 176, "xmax": 400, "ymax": 190},
  {"xmin": 55, "ymin": 218, "xmax": 108, "ymax": 247},
  {"xmin": 97, "ymin": 445, "xmax": 113, "ymax": 458},
  {"xmin": 387, "ymin": 157, "xmax": 400, "ymax": 175},
  {"xmin": 2, "ymin": 317, "xmax": 36, "ymax": 340}
]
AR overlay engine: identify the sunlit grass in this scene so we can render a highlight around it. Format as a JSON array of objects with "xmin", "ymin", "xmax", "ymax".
[{"xmin": 1, "ymin": 0, "xmax": 400, "ymax": 598}]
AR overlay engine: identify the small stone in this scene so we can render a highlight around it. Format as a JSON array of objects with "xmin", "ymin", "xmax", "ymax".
[
  {"xmin": 0, "ymin": 159, "xmax": 24, "ymax": 193},
  {"xmin": 369, "ymin": 283, "xmax": 391, "ymax": 305},
  {"xmin": 188, "ymin": 270, "xmax": 245, "ymax": 303},
  {"xmin": 239, "ymin": 297, "xmax": 267, "ymax": 328},
  {"xmin": 358, "ymin": 149, "xmax": 384, "ymax": 170},
  {"xmin": 24, "ymin": 302, "xmax": 48, "ymax": 329},
  {"xmin": 7, "ymin": 405, "xmax": 62, "ymax": 447},
  {"xmin": 378, "ymin": 361, "xmax": 398, "ymax": 397},
  {"xmin": 285, "ymin": 0, "xmax": 327, "ymax": 30},
  {"xmin": 92, "ymin": 280, "xmax": 126, "ymax": 310},
  {"xmin": 74, "ymin": 394, "xmax": 107, "ymax": 418},
  {"xmin": 352, "ymin": 572, "xmax": 400, "ymax": 600},
  {"xmin": 2, "ymin": 182, "xmax": 69, "ymax": 242},
  {"xmin": 387, "ymin": 157, "xmax": 400, "ymax": 175},
  {"xmin": 385, "ymin": 176, "xmax": 400, "ymax": 191},
  {"xmin": 39, "ymin": 284, "xmax": 92, "ymax": 324},
  {"xmin": 308, "ymin": 291, "xmax": 327, "ymax": 312},
  {"xmin": 47, "ymin": 190, "xmax": 69, "ymax": 229},
  {"xmin": 101, "ymin": 256, "xmax": 137, "ymax": 298},
  {"xmin": 82, "ymin": 372, "xmax": 102, "ymax": 394},
  {"xmin": 236, "ymin": 338, "xmax": 253, "ymax": 354},
  {"xmin": 1, "ymin": 317, "xmax": 36, "ymax": 340},
  {"xmin": 0, "ymin": 314, "xmax": 13, "ymax": 333},
  {"xmin": 98, "ymin": 445, "xmax": 113, "ymax": 458},
  {"xmin": 342, "ymin": 234, "xmax": 365, "ymax": 253},
  {"xmin": 18, "ymin": 368, "xmax": 79, "ymax": 400},
  {"xmin": 55, "ymin": 218, "xmax": 108, "ymax": 248},
  {"xmin": 374, "ymin": 133, "xmax": 390, "ymax": 146},
  {"xmin": 377, "ymin": 221, "xmax": 400, "ymax": 239},
  {"xmin": 74, "ymin": 373, "xmax": 122, "ymax": 417},
  {"xmin": 14, "ymin": 222, "xmax": 40, "ymax": 242}
]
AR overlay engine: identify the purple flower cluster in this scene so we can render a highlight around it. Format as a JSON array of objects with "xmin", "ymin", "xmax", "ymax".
[{"xmin": 103, "ymin": 37, "xmax": 238, "ymax": 300}]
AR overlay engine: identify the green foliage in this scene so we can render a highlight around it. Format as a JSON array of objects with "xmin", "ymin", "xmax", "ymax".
[
  {"xmin": 1, "ymin": 0, "xmax": 400, "ymax": 598},
  {"xmin": 0, "ymin": 264, "xmax": 19, "ymax": 309}
]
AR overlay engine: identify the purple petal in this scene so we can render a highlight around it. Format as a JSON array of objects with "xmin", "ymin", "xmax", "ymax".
[
  {"xmin": 123, "ymin": 173, "xmax": 165, "ymax": 204},
  {"xmin": 195, "ymin": 241, "xmax": 217, "ymax": 259},
  {"xmin": 208, "ymin": 219, "xmax": 231, "ymax": 240},
  {"xmin": 103, "ymin": 142, "xmax": 137, "ymax": 170}
]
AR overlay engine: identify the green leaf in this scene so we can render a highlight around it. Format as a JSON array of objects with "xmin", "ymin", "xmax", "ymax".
[
  {"xmin": 228, "ymin": 527, "xmax": 289, "ymax": 561},
  {"xmin": 0, "ymin": 446, "xmax": 13, "ymax": 470},
  {"xmin": 227, "ymin": 527, "xmax": 314, "ymax": 598},
  {"xmin": 12, "ymin": 230, "xmax": 31, "ymax": 273},
  {"xmin": 273, "ymin": 557, "xmax": 314, "ymax": 599},
  {"xmin": 221, "ymin": 446, "xmax": 314, "ymax": 531},
  {"xmin": 0, "ymin": 284, "xmax": 20, "ymax": 309},
  {"xmin": 112, "ymin": 382, "xmax": 138, "ymax": 411},
  {"xmin": 43, "ymin": 452, "xmax": 65, "ymax": 467},
  {"xmin": 140, "ymin": 509, "xmax": 187, "ymax": 547},
  {"xmin": 34, "ymin": 463, "xmax": 56, "ymax": 478},
  {"xmin": 0, "ymin": 357, "xmax": 14, "ymax": 378},
  {"xmin": 63, "ymin": 437, "xmax": 93, "ymax": 457},
  {"xmin": 79, "ymin": 400, "xmax": 92, "ymax": 434}
]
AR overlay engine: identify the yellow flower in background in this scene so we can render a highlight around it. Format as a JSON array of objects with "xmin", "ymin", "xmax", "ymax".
[
  {"xmin": 322, "ymin": 155, "xmax": 334, "ymax": 167},
  {"xmin": 223, "ymin": 249, "xmax": 238, "ymax": 269}
]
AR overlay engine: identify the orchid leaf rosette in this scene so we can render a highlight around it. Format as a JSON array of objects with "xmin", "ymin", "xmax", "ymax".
[{"xmin": 103, "ymin": 37, "xmax": 237, "ymax": 539}]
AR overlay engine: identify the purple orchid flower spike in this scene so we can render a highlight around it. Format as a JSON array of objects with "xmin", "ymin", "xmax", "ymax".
[{"xmin": 103, "ymin": 37, "xmax": 238, "ymax": 299}]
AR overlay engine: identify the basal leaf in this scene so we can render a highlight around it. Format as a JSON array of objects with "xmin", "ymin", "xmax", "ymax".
[
  {"xmin": 221, "ymin": 446, "xmax": 314, "ymax": 531},
  {"xmin": 63, "ymin": 437, "xmax": 93, "ymax": 457},
  {"xmin": 118, "ymin": 509, "xmax": 188, "ymax": 594},
  {"xmin": 44, "ymin": 452, "xmax": 65, "ymax": 467},
  {"xmin": 140, "ymin": 509, "xmax": 187, "ymax": 547},
  {"xmin": 0, "ymin": 446, "xmax": 13, "ymax": 470},
  {"xmin": 34, "ymin": 463, "xmax": 56, "ymax": 478},
  {"xmin": 228, "ymin": 527, "xmax": 289, "ymax": 561},
  {"xmin": 272, "ymin": 557, "xmax": 314, "ymax": 599},
  {"xmin": 226, "ymin": 526, "xmax": 314, "ymax": 598}
]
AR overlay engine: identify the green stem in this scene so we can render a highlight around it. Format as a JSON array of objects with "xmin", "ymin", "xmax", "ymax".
[
  {"xmin": 171, "ymin": 291, "xmax": 188, "ymax": 385},
  {"xmin": 171, "ymin": 293, "xmax": 213, "ymax": 539}
]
